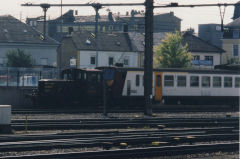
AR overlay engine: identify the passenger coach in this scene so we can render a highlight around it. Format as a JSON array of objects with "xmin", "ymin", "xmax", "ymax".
[{"xmin": 101, "ymin": 67, "xmax": 240, "ymax": 106}]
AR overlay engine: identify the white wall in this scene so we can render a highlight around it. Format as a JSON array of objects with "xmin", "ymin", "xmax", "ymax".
[
  {"xmin": 191, "ymin": 52, "xmax": 221, "ymax": 69},
  {"xmin": 0, "ymin": 43, "xmax": 58, "ymax": 67},
  {"xmin": 78, "ymin": 50, "xmax": 139, "ymax": 68}
]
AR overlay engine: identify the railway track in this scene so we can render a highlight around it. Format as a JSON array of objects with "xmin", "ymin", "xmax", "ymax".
[
  {"xmin": 1, "ymin": 117, "xmax": 238, "ymax": 158},
  {"xmin": 11, "ymin": 117, "xmax": 239, "ymax": 130},
  {"xmin": 4, "ymin": 142, "xmax": 237, "ymax": 159},
  {"xmin": 12, "ymin": 104, "xmax": 237, "ymax": 114}
]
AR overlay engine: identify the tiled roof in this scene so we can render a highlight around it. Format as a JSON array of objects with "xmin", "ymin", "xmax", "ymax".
[
  {"xmin": 68, "ymin": 31, "xmax": 137, "ymax": 52},
  {"xmin": 128, "ymin": 32, "xmax": 167, "ymax": 52},
  {"xmin": 0, "ymin": 15, "xmax": 58, "ymax": 45},
  {"xmin": 182, "ymin": 32, "xmax": 225, "ymax": 53},
  {"xmin": 225, "ymin": 17, "xmax": 240, "ymax": 29}
]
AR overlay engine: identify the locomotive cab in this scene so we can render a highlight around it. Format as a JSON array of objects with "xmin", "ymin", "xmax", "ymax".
[{"xmin": 33, "ymin": 68, "xmax": 102, "ymax": 107}]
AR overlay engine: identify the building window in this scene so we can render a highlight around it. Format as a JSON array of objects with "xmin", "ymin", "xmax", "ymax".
[
  {"xmin": 177, "ymin": 76, "xmax": 186, "ymax": 87},
  {"xmin": 224, "ymin": 77, "xmax": 232, "ymax": 88},
  {"xmin": 235, "ymin": 77, "xmax": 240, "ymax": 88},
  {"xmin": 90, "ymin": 56, "xmax": 96, "ymax": 65},
  {"xmin": 164, "ymin": 75, "xmax": 174, "ymax": 87},
  {"xmin": 190, "ymin": 76, "xmax": 199, "ymax": 87},
  {"xmin": 0, "ymin": 57, "xmax": 6, "ymax": 66},
  {"xmin": 205, "ymin": 56, "xmax": 213, "ymax": 63},
  {"xmin": 213, "ymin": 76, "xmax": 222, "ymax": 87},
  {"xmin": 109, "ymin": 25, "xmax": 113, "ymax": 30},
  {"xmin": 136, "ymin": 75, "xmax": 140, "ymax": 86},
  {"xmin": 233, "ymin": 45, "xmax": 239, "ymax": 57},
  {"xmin": 124, "ymin": 58, "xmax": 129, "ymax": 66},
  {"xmin": 233, "ymin": 30, "xmax": 239, "ymax": 39},
  {"xmin": 202, "ymin": 76, "xmax": 210, "ymax": 87},
  {"xmin": 193, "ymin": 55, "xmax": 200, "ymax": 60},
  {"xmin": 108, "ymin": 57, "xmax": 114, "ymax": 66},
  {"xmin": 40, "ymin": 58, "xmax": 48, "ymax": 65}
]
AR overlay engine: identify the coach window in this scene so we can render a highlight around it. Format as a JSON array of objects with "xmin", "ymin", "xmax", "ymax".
[
  {"xmin": 136, "ymin": 75, "xmax": 140, "ymax": 86},
  {"xmin": 142, "ymin": 75, "xmax": 144, "ymax": 86},
  {"xmin": 164, "ymin": 75, "xmax": 174, "ymax": 87},
  {"xmin": 177, "ymin": 76, "xmax": 186, "ymax": 87},
  {"xmin": 190, "ymin": 76, "xmax": 199, "ymax": 87},
  {"xmin": 235, "ymin": 77, "xmax": 240, "ymax": 88},
  {"xmin": 213, "ymin": 76, "xmax": 222, "ymax": 87},
  {"xmin": 224, "ymin": 77, "xmax": 232, "ymax": 87},
  {"xmin": 202, "ymin": 76, "xmax": 210, "ymax": 87}
]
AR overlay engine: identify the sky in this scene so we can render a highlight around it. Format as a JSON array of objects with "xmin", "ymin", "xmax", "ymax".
[{"xmin": 1, "ymin": 0, "xmax": 240, "ymax": 33}]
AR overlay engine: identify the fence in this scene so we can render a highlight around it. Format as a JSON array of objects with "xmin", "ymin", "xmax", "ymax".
[{"xmin": 0, "ymin": 67, "xmax": 60, "ymax": 87}]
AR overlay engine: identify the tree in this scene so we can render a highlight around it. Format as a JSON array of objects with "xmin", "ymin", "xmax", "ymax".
[
  {"xmin": 154, "ymin": 32, "xmax": 192, "ymax": 68},
  {"xmin": 6, "ymin": 49, "xmax": 33, "ymax": 67}
]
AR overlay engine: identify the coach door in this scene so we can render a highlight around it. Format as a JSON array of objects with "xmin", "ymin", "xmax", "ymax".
[{"xmin": 154, "ymin": 72, "xmax": 162, "ymax": 102}]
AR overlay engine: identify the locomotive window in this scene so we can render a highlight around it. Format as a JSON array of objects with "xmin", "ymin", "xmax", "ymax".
[
  {"xmin": 84, "ymin": 73, "xmax": 87, "ymax": 80},
  {"xmin": 235, "ymin": 77, "xmax": 240, "ymax": 88},
  {"xmin": 177, "ymin": 76, "xmax": 186, "ymax": 87},
  {"xmin": 164, "ymin": 75, "xmax": 174, "ymax": 87},
  {"xmin": 213, "ymin": 76, "xmax": 222, "ymax": 87},
  {"xmin": 77, "ymin": 73, "xmax": 82, "ymax": 80},
  {"xmin": 156, "ymin": 75, "xmax": 161, "ymax": 87},
  {"xmin": 202, "ymin": 76, "xmax": 210, "ymax": 87},
  {"xmin": 224, "ymin": 77, "xmax": 232, "ymax": 88},
  {"xmin": 63, "ymin": 74, "xmax": 68, "ymax": 80},
  {"xmin": 136, "ymin": 75, "xmax": 140, "ymax": 86},
  {"xmin": 190, "ymin": 76, "xmax": 199, "ymax": 87}
]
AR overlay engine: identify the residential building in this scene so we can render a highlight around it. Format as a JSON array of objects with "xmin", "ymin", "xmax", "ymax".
[
  {"xmin": 222, "ymin": 18, "xmax": 240, "ymax": 64},
  {"xmin": 128, "ymin": 32, "xmax": 224, "ymax": 69},
  {"xmin": 27, "ymin": 10, "xmax": 181, "ymax": 42},
  {"xmin": 198, "ymin": 24, "xmax": 223, "ymax": 48},
  {"xmin": 57, "ymin": 32, "xmax": 139, "ymax": 69},
  {"xmin": 182, "ymin": 32, "xmax": 225, "ymax": 69},
  {"xmin": 0, "ymin": 15, "xmax": 59, "ymax": 67}
]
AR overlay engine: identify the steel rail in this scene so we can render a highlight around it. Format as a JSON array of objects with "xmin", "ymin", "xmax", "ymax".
[
  {"xmin": 21, "ymin": 3, "xmax": 144, "ymax": 7},
  {"xmin": 0, "ymin": 132, "xmax": 238, "ymax": 152},
  {"xmin": 1, "ymin": 142, "xmax": 238, "ymax": 159}
]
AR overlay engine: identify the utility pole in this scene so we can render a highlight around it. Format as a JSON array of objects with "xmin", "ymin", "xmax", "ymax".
[
  {"xmin": 40, "ymin": 3, "xmax": 50, "ymax": 40},
  {"xmin": 144, "ymin": 0, "xmax": 153, "ymax": 116},
  {"xmin": 92, "ymin": 3, "xmax": 102, "ymax": 67}
]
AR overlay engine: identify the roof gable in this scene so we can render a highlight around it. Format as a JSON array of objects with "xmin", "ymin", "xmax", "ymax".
[
  {"xmin": 182, "ymin": 32, "xmax": 224, "ymax": 53},
  {"xmin": 0, "ymin": 15, "xmax": 58, "ymax": 45},
  {"xmin": 66, "ymin": 32, "xmax": 137, "ymax": 52}
]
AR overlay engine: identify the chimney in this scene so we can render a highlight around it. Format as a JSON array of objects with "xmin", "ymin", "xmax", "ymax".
[
  {"xmin": 108, "ymin": 11, "xmax": 113, "ymax": 21},
  {"xmin": 232, "ymin": 2, "xmax": 240, "ymax": 20}
]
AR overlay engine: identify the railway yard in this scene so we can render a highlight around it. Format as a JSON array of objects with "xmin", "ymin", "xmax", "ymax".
[{"xmin": 0, "ymin": 107, "xmax": 239, "ymax": 159}]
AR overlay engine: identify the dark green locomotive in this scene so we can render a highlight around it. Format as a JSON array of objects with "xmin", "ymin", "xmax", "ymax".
[{"xmin": 30, "ymin": 68, "xmax": 103, "ymax": 107}]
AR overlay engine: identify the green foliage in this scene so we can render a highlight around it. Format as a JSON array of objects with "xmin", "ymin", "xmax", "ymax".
[
  {"xmin": 6, "ymin": 49, "xmax": 33, "ymax": 67},
  {"xmin": 154, "ymin": 32, "xmax": 192, "ymax": 68}
]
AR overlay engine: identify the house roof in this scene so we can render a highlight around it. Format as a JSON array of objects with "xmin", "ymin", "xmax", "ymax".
[
  {"xmin": 67, "ymin": 31, "xmax": 137, "ymax": 52},
  {"xmin": 128, "ymin": 32, "xmax": 224, "ymax": 53},
  {"xmin": 128, "ymin": 32, "xmax": 167, "ymax": 52},
  {"xmin": 182, "ymin": 32, "xmax": 225, "ymax": 53},
  {"xmin": 225, "ymin": 17, "xmax": 240, "ymax": 29},
  {"xmin": 0, "ymin": 15, "xmax": 59, "ymax": 45}
]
